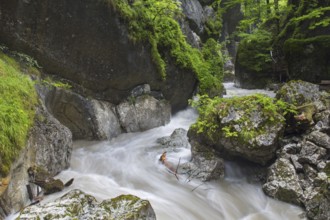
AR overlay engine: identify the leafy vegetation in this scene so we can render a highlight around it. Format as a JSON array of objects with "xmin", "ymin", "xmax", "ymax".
[
  {"xmin": 190, "ymin": 94, "xmax": 296, "ymax": 144},
  {"xmin": 0, "ymin": 52, "xmax": 37, "ymax": 176},
  {"xmin": 237, "ymin": 29, "xmax": 273, "ymax": 73},
  {"xmin": 108, "ymin": 0, "xmax": 224, "ymax": 96}
]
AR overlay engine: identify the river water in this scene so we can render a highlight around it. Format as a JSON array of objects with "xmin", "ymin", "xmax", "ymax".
[{"xmin": 8, "ymin": 83, "xmax": 305, "ymax": 220}]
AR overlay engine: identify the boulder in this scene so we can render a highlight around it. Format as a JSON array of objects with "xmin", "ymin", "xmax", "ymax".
[
  {"xmin": 189, "ymin": 95, "xmax": 286, "ymax": 165},
  {"xmin": 297, "ymin": 141, "xmax": 327, "ymax": 166},
  {"xmin": 307, "ymin": 131, "xmax": 330, "ymax": 150},
  {"xmin": 262, "ymin": 158, "xmax": 303, "ymax": 206},
  {"xmin": 157, "ymin": 128, "xmax": 190, "ymax": 150},
  {"xmin": 45, "ymin": 87, "xmax": 122, "ymax": 140},
  {"xmin": 305, "ymin": 182, "xmax": 330, "ymax": 220},
  {"xmin": 0, "ymin": 103, "xmax": 72, "ymax": 217},
  {"xmin": 276, "ymin": 80, "xmax": 323, "ymax": 106},
  {"xmin": 17, "ymin": 189, "xmax": 156, "ymax": 220},
  {"xmin": 116, "ymin": 95, "xmax": 171, "ymax": 133},
  {"xmin": 0, "ymin": 0, "xmax": 197, "ymax": 112},
  {"xmin": 314, "ymin": 110, "xmax": 330, "ymax": 134}
]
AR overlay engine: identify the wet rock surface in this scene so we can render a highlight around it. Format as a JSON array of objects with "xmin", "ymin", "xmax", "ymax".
[{"xmin": 17, "ymin": 189, "xmax": 156, "ymax": 220}]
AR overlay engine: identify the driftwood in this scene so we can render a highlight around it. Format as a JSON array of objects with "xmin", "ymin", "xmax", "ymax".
[{"xmin": 159, "ymin": 152, "xmax": 180, "ymax": 180}]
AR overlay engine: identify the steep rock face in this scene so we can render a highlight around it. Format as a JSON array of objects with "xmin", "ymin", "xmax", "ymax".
[
  {"xmin": 180, "ymin": 0, "xmax": 205, "ymax": 34},
  {"xmin": 0, "ymin": 0, "xmax": 197, "ymax": 112},
  {"xmin": 18, "ymin": 189, "xmax": 156, "ymax": 220},
  {"xmin": 0, "ymin": 103, "xmax": 72, "ymax": 218}
]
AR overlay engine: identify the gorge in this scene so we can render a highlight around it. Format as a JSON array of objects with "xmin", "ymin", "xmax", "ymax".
[{"xmin": 0, "ymin": 0, "xmax": 329, "ymax": 219}]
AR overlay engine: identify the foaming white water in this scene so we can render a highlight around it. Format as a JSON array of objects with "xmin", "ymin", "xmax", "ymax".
[
  {"xmin": 224, "ymin": 82, "xmax": 275, "ymax": 98},
  {"xmin": 7, "ymin": 107, "xmax": 305, "ymax": 220}
]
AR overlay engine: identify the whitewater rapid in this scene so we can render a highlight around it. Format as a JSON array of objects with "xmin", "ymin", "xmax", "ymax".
[{"xmin": 8, "ymin": 83, "xmax": 305, "ymax": 220}]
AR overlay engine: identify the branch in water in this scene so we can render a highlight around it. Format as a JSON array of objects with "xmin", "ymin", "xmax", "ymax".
[{"xmin": 159, "ymin": 152, "xmax": 181, "ymax": 181}]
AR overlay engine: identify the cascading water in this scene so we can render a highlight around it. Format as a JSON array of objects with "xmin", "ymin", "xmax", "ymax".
[{"xmin": 8, "ymin": 83, "xmax": 305, "ymax": 220}]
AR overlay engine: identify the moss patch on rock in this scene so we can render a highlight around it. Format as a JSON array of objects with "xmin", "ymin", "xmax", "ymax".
[{"xmin": 0, "ymin": 51, "xmax": 37, "ymax": 176}]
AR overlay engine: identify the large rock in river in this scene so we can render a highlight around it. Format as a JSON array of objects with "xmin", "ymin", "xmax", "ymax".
[
  {"xmin": 116, "ymin": 95, "xmax": 171, "ymax": 133},
  {"xmin": 0, "ymin": 0, "xmax": 197, "ymax": 112},
  {"xmin": 188, "ymin": 95, "xmax": 286, "ymax": 165},
  {"xmin": 45, "ymin": 87, "xmax": 122, "ymax": 140},
  {"xmin": 17, "ymin": 189, "xmax": 156, "ymax": 220}
]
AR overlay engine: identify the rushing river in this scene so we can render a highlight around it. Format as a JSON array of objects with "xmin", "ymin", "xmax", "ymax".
[{"xmin": 8, "ymin": 83, "xmax": 305, "ymax": 220}]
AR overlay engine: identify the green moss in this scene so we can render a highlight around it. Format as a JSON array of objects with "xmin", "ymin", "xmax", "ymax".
[
  {"xmin": 0, "ymin": 52, "xmax": 37, "ymax": 176},
  {"xmin": 107, "ymin": 0, "xmax": 224, "ymax": 96}
]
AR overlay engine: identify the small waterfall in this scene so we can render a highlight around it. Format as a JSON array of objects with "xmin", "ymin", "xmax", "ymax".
[{"xmin": 7, "ymin": 85, "xmax": 305, "ymax": 220}]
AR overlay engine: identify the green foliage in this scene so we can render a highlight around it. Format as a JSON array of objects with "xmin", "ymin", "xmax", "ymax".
[
  {"xmin": 202, "ymin": 39, "xmax": 224, "ymax": 80},
  {"xmin": 0, "ymin": 52, "xmax": 37, "ymax": 176},
  {"xmin": 237, "ymin": 29, "xmax": 273, "ymax": 72},
  {"xmin": 109, "ymin": 0, "xmax": 224, "ymax": 96},
  {"xmin": 190, "ymin": 94, "xmax": 296, "ymax": 144}
]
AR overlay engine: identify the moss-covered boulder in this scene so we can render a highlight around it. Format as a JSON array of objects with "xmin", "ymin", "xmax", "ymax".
[
  {"xmin": 276, "ymin": 80, "xmax": 324, "ymax": 106},
  {"xmin": 189, "ymin": 94, "xmax": 291, "ymax": 165},
  {"xmin": 18, "ymin": 189, "xmax": 156, "ymax": 220}
]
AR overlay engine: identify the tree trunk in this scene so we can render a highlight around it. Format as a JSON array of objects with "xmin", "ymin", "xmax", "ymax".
[{"xmin": 266, "ymin": 0, "xmax": 271, "ymax": 15}]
